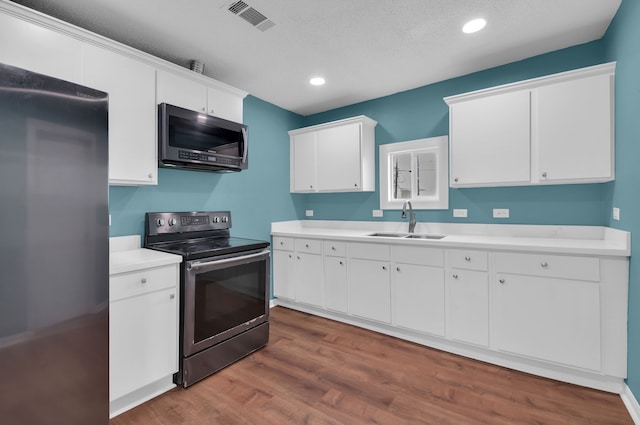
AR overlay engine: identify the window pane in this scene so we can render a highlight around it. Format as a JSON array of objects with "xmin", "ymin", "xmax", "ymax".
[
  {"xmin": 392, "ymin": 153, "xmax": 412, "ymax": 200},
  {"xmin": 417, "ymin": 152, "xmax": 437, "ymax": 197}
]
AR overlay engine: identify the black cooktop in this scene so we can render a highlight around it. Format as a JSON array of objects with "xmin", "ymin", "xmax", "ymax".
[
  {"xmin": 148, "ymin": 236, "xmax": 270, "ymax": 260},
  {"xmin": 143, "ymin": 211, "xmax": 270, "ymax": 260}
]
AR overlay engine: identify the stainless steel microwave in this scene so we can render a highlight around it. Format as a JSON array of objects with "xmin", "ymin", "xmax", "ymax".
[{"xmin": 158, "ymin": 103, "xmax": 248, "ymax": 172}]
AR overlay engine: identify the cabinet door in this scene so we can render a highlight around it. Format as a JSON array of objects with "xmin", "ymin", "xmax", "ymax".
[
  {"xmin": 536, "ymin": 74, "xmax": 613, "ymax": 183},
  {"xmin": 156, "ymin": 70, "xmax": 207, "ymax": 112},
  {"xmin": 393, "ymin": 263, "xmax": 445, "ymax": 336},
  {"xmin": 446, "ymin": 269, "xmax": 489, "ymax": 347},
  {"xmin": 291, "ymin": 132, "xmax": 317, "ymax": 192},
  {"xmin": 83, "ymin": 45, "xmax": 157, "ymax": 185},
  {"xmin": 348, "ymin": 258, "xmax": 390, "ymax": 323},
  {"xmin": 316, "ymin": 123, "xmax": 362, "ymax": 191},
  {"xmin": 206, "ymin": 86, "xmax": 243, "ymax": 123},
  {"xmin": 492, "ymin": 274, "xmax": 601, "ymax": 371},
  {"xmin": 324, "ymin": 256, "xmax": 348, "ymax": 313},
  {"xmin": 109, "ymin": 288, "xmax": 178, "ymax": 401},
  {"xmin": 0, "ymin": 13, "xmax": 82, "ymax": 83},
  {"xmin": 273, "ymin": 249, "xmax": 295, "ymax": 301},
  {"xmin": 295, "ymin": 252, "xmax": 323, "ymax": 307},
  {"xmin": 450, "ymin": 90, "xmax": 531, "ymax": 187}
]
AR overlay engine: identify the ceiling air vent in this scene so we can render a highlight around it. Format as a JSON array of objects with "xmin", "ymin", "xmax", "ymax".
[{"xmin": 227, "ymin": 1, "xmax": 275, "ymax": 32}]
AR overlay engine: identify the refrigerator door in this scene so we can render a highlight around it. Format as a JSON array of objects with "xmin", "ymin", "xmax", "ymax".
[{"xmin": 0, "ymin": 63, "xmax": 109, "ymax": 424}]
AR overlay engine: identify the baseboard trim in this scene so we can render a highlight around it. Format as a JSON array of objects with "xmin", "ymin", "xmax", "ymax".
[
  {"xmin": 622, "ymin": 384, "xmax": 640, "ymax": 424},
  {"xmin": 269, "ymin": 299, "xmax": 278, "ymax": 308}
]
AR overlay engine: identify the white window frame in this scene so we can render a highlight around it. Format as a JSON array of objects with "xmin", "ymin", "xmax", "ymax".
[{"xmin": 379, "ymin": 136, "xmax": 449, "ymax": 210}]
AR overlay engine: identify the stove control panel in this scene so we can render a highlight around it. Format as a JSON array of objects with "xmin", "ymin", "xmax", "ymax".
[{"xmin": 146, "ymin": 211, "xmax": 232, "ymax": 235}]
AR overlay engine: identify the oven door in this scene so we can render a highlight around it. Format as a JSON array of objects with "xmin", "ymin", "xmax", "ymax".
[{"xmin": 183, "ymin": 248, "xmax": 270, "ymax": 357}]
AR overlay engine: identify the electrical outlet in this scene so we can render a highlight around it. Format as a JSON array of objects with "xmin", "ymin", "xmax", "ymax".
[
  {"xmin": 372, "ymin": 210, "xmax": 383, "ymax": 217},
  {"xmin": 453, "ymin": 209, "xmax": 468, "ymax": 218},
  {"xmin": 613, "ymin": 207, "xmax": 620, "ymax": 221},
  {"xmin": 493, "ymin": 208, "xmax": 510, "ymax": 218},
  {"xmin": 305, "ymin": 210, "xmax": 314, "ymax": 217}
]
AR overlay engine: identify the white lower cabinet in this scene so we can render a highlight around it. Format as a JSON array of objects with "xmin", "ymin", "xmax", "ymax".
[
  {"xmin": 271, "ymin": 233, "xmax": 628, "ymax": 392},
  {"xmin": 493, "ymin": 252, "xmax": 602, "ymax": 371},
  {"xmin": 445, "ymin": 249, "xmax": 489, "ymax": 347},
  {"xmin": 109, "ymin": 263, "xmax": 179, "ymax": 413},
  {"xmin": 391, "ymin": 245, "xmax": 445, "ymax": 336},
  {"xmin": 323, "ymin": 241, "xmax": 348, "ymax": 313},
  {"xmin": 272, "ymin": 237, "xmax": 295, "ymax": 301}
]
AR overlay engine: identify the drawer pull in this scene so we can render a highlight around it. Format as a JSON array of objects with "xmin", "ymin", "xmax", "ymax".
[
  {"xmin": 541, "ymin": 262, "xmax": 548, "ymax": 268},
  {"xmin": 288, "ymin": 254, "xmax": 292, "ymax": 258},
  {"xmin": 280, "ymin": 241, "xmax": 284, "ymax": 245},
  {"xmin": 464, "ymin": 256, "xmax": 471, "ymax": 261},
  {"xmin": 382, "ymin": 266, "xmax": 387, "ymax": 270},
  {"xmin": 332, "ymin": 246, "xmax": 336, "ymax": 251},
  {"xmin": 396, "ymin": 267, "xmax": 400, "ymax": 272},
  {"xmin": 452, "ymin": 274, "xmax": 458, "ymax": 279},
  {"xmin": 305, "ymin": 244, "xmax": 309, "ymax": 248},
  {"xmin": 169, "ymin": 293, "xmax": 175, "ymax": 300},
  {"xmin": 339, "ymin": 261, "xmax": 344, "ymax": 266},
  {"xmin": 297, "ymin": 256, "xmax": 300, "ymax": 260},
  {"xmin": 141, "ymin": 278, "xmax": 147, "ymax": 284},
  {"xmin": 499, "ymin": 279, "xmax": 505, "ymax": 284}
]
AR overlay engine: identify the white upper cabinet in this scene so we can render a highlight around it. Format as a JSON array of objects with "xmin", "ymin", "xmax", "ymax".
[
  {"xmin": 289, "ymin": 116, "xmax": 377, "ymax": 193},
  {"xmin": 0, "ymin": 12, "xmax": 82, "ymax": 83},
  {"xmin": 536, "ymin": 73, "xmax": 613, "ymax": 184},
  {"xmin": 83, "ymin": 44, "xmax": 157, "ymax": 185},
  {"xmin": 448, "ymin": 90, "xmax": 531, "ymax": 187},
  {"xmin": 156, "ymin": 69, "xmax": 244, "ymax": 123},
  {"xmin": 445, "ymin": 63, "xmax": 615, "ymax": 188}
]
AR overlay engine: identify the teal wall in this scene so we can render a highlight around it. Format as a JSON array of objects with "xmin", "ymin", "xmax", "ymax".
[
  {"xmin": 108, "ymin": 95, "xmax": 303, "ymax": 241},
  {"xmin": 603, "ymin": 0, "xmax": 640, "ymax": 395},
  {"xmin": 300, "ymin": 41, "xmax": 608, "ymax": 225}
]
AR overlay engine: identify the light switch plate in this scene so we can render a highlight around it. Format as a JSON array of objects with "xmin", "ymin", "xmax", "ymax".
[
  {"xmin": 493, "ymin": 208, "xmax": 510, "ymax": 218},
  {"xmin": 453, "ymin": 209, "xmax": 468, "ymax": 218},
  {"xmin": 372, "ymin": 209, "xmax": 383, "ymax": 217},
  {"xmin": 613, "ymin": 207, "xmax": 620, "ymax": 221},
  {"xmin": 305, "ymin": 210, "xmax": 314, "ymax": 217}
]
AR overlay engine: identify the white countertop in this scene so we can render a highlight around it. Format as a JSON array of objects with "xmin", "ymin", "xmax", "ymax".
[
  {"xmin": 271, "ymin": 220, "xmax": 631, "ymax": 257},
  {"xmin": 109, "ymin": 235, "xmax": 182, "ymax": 275}
]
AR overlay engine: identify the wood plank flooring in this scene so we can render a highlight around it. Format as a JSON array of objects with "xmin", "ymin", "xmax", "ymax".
[{"xmin": 110, "ymin": 307, "xmax": 633, "ymax": 425}]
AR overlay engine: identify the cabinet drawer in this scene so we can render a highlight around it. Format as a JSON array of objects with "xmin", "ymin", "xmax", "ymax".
[
  {"xmin": 448, "ymin": 249, "xmax": 488, "ymax": 271},
  {"xmin": 348, "ymin": 242, "xmax": 390, "ymax": 261},
  {"xmin": 324, "ymin": 240, "xmax": 347, "ymax": 257},
  {"xmin": 295, "ymin": 238, "xmax": 322, "ymax": 254},
  {"xmin": 273, "ymin": 236, "xmax": 294, "ymax": 251},
  {"xmin": 494, "ymin": 252, "xmax": 599, "ymax": 282},
  {"xmin": 392, "ymin": 245, "xmax": 443, "ymax": 267},
  {"xmin": 110, "ymin": 265, "xmax": 177, "ymax": 302}
]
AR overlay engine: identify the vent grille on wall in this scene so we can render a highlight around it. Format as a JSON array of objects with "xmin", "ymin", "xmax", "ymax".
[{"xmin": 227, "ymin": 1, "xmax": 275, "ymax": 32}]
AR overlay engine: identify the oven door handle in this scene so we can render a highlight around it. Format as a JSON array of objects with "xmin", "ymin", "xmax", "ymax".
[{"xmin": 187, "ymin": 249, "xmax": 270, "ymax": 270}]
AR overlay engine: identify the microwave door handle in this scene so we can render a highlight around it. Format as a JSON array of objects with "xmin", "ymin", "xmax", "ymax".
[{"xmin": 241, "ymin": 127, "xmax": 248, "ymax": 164}]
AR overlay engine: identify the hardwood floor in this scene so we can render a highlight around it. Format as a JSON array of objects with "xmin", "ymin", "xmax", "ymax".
[{"xmin": 110, "ymin": 307, "xmax": 633, "ymax": 425}]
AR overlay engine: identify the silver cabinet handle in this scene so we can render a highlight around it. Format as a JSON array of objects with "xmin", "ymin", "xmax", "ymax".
[
  {"xmin": 141, "ymin": 277, "xmax": 147, "ymax": 284},
  {"xmin": 189, "ymin": 249, "xmax": 270, "ymax": 270},
  {"xmin": 339, "ymin": 261, "xmax": 344, "ymax": 265},
  {"xmin": 382, "ymin": 266, "xmax": 387, "ymax": 270},
  {"xmin": 452, "ymin": 274, "xmax": 458, "ymax": 279},
  {"xmin": 454, "ymin": 177, "xmax": 459, "ymax": 182},
  {"xmin": 331, "ymin": 246, "xmax": 336, "ymax": 251},
  {"xmin": 541, "ymin": 262, "xmax": 548, "ymax": 268},
  {"xmin": 542, "ymin": 172, "xmax": 548, "ymax": 178},
  {"xmin": 201, "ymin": 107, "xmax": 206, "ymax": 112},
  {"xmin": 499, "ymin": 279, "xmax": 505, "ymax": 284},
  {"xmin": 169, "ymin": 293, "xmax": 175, "ymax": 300},
  {"xmin": 396, "ymin": 267, "xmax": 400, "ymax": 272},
  {"xmin": 465, "ymin": 256, "xmax": 471, "ymax": 261},
  {"xmin": 288, "ymin": 254, "xmax": 292, "ymax": 259},
  {"xmin": 210, "ymin": 109, "xmax": 215, "ymax": 115},
  {"xmin": 305, "ymin": 244, "xmax": 309, "ymax": 248},
  {"xmin": 296, "ymin": 256, "xmax": 300, "ymax": 260}
]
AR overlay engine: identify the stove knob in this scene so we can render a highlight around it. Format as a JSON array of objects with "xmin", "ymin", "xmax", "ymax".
[
  {"xmin": 213, "ymin": 216, "xmax": 220, "ymax": 223},
  {"xmin": 168, "ymin": 218, "xmax": 177, "ymax": 226},
  {"xmin": 155, "ymin": 218, "xmax": 165, "ymax": 227},
  {"xmin": 221, "ymin": 216, "xmax": 229, "ymax": 223}
]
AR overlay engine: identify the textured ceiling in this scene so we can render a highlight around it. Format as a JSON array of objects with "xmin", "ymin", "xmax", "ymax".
[{"xmin": 9, "ymin": 0, "xmax": 621, "ymax": 116}]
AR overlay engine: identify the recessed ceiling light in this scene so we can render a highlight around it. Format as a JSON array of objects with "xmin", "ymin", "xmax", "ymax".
[
  {"xmin": 310, "ymin": 77, "xmax": 325, "ymax": 86},
  {"xmin": 462, "ymin": 18, "xmax": 486, "ymax": 34}
]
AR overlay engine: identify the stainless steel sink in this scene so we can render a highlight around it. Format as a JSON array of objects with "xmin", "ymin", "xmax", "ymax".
[
  {"xmin": 368, "ymin": 232, "xmax": 446, "ymax": 240},
  {"xmin": 368, "ymin": 232, "xmax": 410, "ymax": 238},
  {"xmin": 406, "ymin": 234, "xmax": 446, "ymax": 240}
]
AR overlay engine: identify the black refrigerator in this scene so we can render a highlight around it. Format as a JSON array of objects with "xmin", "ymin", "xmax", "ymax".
[{"xmin": 0, "ymin": 62, "xmax": 109, "ymax": 424}]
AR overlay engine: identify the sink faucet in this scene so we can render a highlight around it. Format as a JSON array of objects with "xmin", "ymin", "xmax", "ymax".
[{"xmin": 401, "ymin": 201, "xmax": 416, "ymax": 233}]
